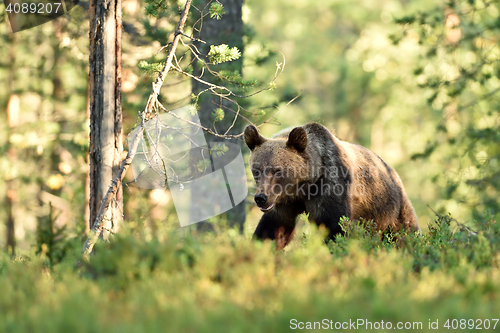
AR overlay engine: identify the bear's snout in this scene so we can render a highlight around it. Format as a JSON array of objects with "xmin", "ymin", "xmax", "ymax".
[{"xmin": 254, "ymin": 193, "xmax": 268, "ymax": 207}]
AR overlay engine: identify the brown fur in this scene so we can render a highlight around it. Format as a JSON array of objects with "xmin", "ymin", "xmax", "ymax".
[{"xmin": 244, "ymin": 123, "xmax": 420, "ymax": 248}]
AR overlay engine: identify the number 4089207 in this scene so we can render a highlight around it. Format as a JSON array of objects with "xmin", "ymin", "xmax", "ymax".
[
  {"xmin": 443, "ymin": 319, "xmax": 499, "ymax": 330},
  {"xmin": 6, "ymin": 2, "xmax": 62, "ymax": 14}
]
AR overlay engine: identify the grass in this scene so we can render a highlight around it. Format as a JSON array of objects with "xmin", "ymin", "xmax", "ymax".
[{"xmin": 1, "ymin": 212, "xmax": 499, "ymax": 332}]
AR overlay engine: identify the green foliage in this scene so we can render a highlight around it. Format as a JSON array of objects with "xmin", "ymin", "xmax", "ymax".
[
  {"xmin": 217, "ymin": 70, "xmax": 259, "ymax": 88},
  {"xmin": 1, "ymin": 212, "xmax": 500, "ymax": 332},
  {"xmin": 397, "ymin": 0, "xmax": 500, "ymax": 217},
  {"xmin": 410, "ymin": 211, "xmax": 500, "ymax": 272},
  {"xmin": 211, "ymin": 107, "xmax": 224, "ymax": 122},
  {"xmin": 209, "ymin": 2, "xmax": 225, "ymax": 20},
  {"xmin": 331, "ymin": 212, "xmax": 500, "ymax": 273},
  {"xmin": 196, "ymin": 159, "xmax": 210, "ymax": 173},
  {"xmin": 210, "ymin": 142, "xmax": 228, "ymax": 156},
  {"xmin": 188, "ymin": 101, "xmax": 199, "ymax": 115},
  {"xmin": 138, "ymin": 61, "xmax": 164, "ymax": 75},
  {"xmin": 144, "ymin": 0, "xmax": 171, "ymax": 17},
  {"xmin": 208, "ymin": 44, "xmax": 241, "ymax": 65},
  {"xmin": 35, "ymin": 204, "xmax": 71, "ymax": 267}
]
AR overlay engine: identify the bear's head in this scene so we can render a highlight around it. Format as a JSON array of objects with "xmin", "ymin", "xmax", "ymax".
[{"xmin": 244, "ymin": 124, "xmax": 315, "ymax": 212}]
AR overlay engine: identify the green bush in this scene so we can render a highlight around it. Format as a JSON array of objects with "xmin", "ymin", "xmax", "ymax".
[{"xmin": 1, "ymin": 212, "xmax": 500, "ymax": 332}]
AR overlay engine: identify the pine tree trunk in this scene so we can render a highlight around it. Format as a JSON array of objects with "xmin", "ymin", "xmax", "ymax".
[
  {"xmin": 88, "ymin": 0, "xmax": 123, "ymax": 239},
  {"xmin": 191, "ymin": 0, "xmax": 245, "ymax": 232},
  {"xmin": 5, "ymin": 31, "xmax": 17, "ymax": 255},
  {"xmin": 84, "ymin": 80, "xmax": 91, "ymax": 235}
]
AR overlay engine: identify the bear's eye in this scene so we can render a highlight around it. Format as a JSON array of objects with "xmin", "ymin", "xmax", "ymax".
[
  {"xmin": 252, "ymin": 169, "xmax": 261, "ymax": 179},
  {"xmin": 271, "ymin": 168, "xmax": 283, "ymax": 176}
]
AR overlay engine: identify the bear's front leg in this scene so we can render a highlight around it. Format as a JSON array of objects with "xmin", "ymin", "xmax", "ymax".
[
  {"xmin": 253, "ymin": 203, "xmax": 304, "ymax": 250},
  {"xmin": 309, "ymin": 201, "xmax": 347, "ymax": 243}
]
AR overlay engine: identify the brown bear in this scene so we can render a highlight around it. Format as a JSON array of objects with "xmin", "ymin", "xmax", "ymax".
[{"xmin": 244, "ymin": 123, "xmax": 420, "ymax": 248}]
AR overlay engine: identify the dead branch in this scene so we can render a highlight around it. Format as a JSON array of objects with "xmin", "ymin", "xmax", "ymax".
[
  {"xmin": 144, "ymin": 0, "xmax": 193, "ymax": 117},
  {"xmin": 156, "ymin": 101, "xmax": 245, "ymax": 139}
]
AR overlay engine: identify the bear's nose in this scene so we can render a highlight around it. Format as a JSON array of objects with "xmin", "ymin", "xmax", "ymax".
[{"xmin": 254, "ymin": 194, "xmax": 268, "ymax": 207}]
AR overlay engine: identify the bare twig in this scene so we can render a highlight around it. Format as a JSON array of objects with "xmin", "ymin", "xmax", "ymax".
[
  {"xmin": 157, "ymin": 102, "xmax": 245, "ymax": 139},
  {"xmin": 427, "ymin": 204, "xmax": 478, "ymax": 234},
  {"xmin": 172, "ymin": 66, "xmax": 232, "ymax": 95},
  {"xmin": 180, "ymin": 32, "xmax": 206, "ymax": 43}
]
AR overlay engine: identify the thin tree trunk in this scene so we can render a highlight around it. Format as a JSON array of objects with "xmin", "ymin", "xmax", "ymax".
[
  {"xmin": 89, "ymin": 0, "xmax": 123, "ymax": 240},
  {"xmin": 5, "ymin": 177, "xmax": 16, "ymax": 255},
  {"xmin": 5, "ymin": 30, "xmax": 17, "ymax": 255},
  {"xmin": 84, "ymin": 77, "xmax": 91, "ymax": 235},
  {"xmin": 6, "ymin": 140, "xmax": 17, "ymax": 256}
]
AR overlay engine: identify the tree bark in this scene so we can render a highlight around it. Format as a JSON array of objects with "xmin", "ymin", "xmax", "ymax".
[
  {"xmin": 89, "ymin": 0, "xmax": 123, "ymax": 240},
  {"xmin": 5, "ymin": 31, "xmax": 17, "ymax": 255},
  {"xmin": 192, "ymin": 0, "xmax": 246, "ymax": 233},
  {"xmin": 84, "ymin": 77, "xmax": 91, "ymax": 235}
]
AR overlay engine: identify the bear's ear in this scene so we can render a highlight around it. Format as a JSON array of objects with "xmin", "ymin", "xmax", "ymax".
[
  {"xmin": 286, "ymin": 127, "xmax": 308, "ymax": 152},
  {"xmin": 244, "ymin": 124, "xmax": 266, "ymax": 151}
]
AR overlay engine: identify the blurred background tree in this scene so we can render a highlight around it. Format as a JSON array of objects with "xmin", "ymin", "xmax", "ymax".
[
  {"xmin": 188, "ymin": 0, "xmax": 248, "ymax": 233},
  {"xmin": 394, "ymin": 0, "xmax": 500, "ymax": 222},
  {"xmin": 0, "ymin": 8, "xmax": 90, "ymax": 253}
]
